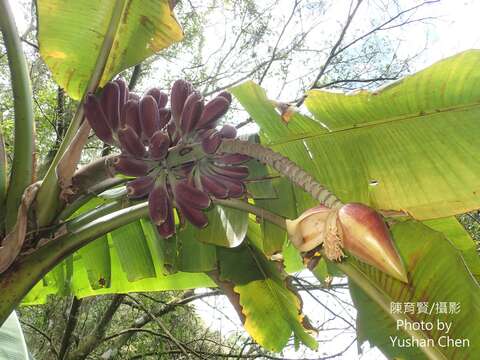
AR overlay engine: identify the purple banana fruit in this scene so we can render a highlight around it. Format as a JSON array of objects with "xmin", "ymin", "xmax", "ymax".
[
  {"xmin": 100, "ymin": 81, "xmax": 120, "ymax": 131},
  {"xmin": 197, "ymin": 96, "xmax": 230, "ymax": 129},
  {"xmin": 217, "ymin": 91, "xmax": 232, "ymax": 103},
  {"xmin": 214, "ymin": 174, "xmax": 245, "ymax": 197},
  {"xmin": 117, "ymin": 126, "xmax": 146, "ymax": 157},
  {"xmin": 171, "ymin": 79, "xmax": 193, "ymax": 123},
  {"xmin": 180, "ymin": 92, "xmax": 203, "ymax": 135},
  {"xmin": 121, "ymin": 100, "xmax": 142, "ymax": 137},
  {"xmin": 126, "ymin": 176, "xmax": 154, "ymax": 199},
  {"xmin": 146, "ymin": 88, "xmax": 168, "ymax": 109},
  {"xmin": 211, "ymin": 165, "xmax": 249, "ymax": 179},
  {"xmin": 158, "ymin": 108, "xmax": 171, "ymax": 129},
  {"xmin": 129, "ymin": 93, "xmax": 140, "ymax": 101},
  {"xmin": 149, "ymin": 131, "xmax": 170, "ymax": 160},
  {"xmin": 200, "ymin": 174, "xmax": 229, "ymax": 199},
  {"xmin": 219, "ymin": 124, "xmax": 237, "ymax": 139},
  {"xmin": 174, "ymin": 181, "xmax": 211, "ymax": 209},
  {"xmin": 177, "ymin": 203, "xmax": 208, "ymax": 228},
  {"xmin": 112, "ymin": 156, "xmax": 150, "ymax": 177},
  {"xmin": 157, "ymin": 197, "xmax": 175, "ymax": 238},
  {"xmin": 84, "ymin": 94, "xmax": 114, "ymax": 145},
  {"xmin": 148, "ymin": 185, "xmax": 170, "ymax": 225},
  {"xmin": 140, "ymin": 95, "xmax": 159, "ymax": 141},
  {"xmin": 201, "ymin": 129, "xmax": 222, "ymax": 154},
  {"xmin": 166, "ymin": 121, "xmax": 180, "ymax": 145},
  {"xmin": 114, "ymin": 78, "xmax": 128, "ymax": 107}
]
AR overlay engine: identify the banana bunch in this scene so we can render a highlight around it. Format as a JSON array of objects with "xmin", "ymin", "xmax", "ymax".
[{"xmin": 84, "ymin": 79, "xmax": 250, "ymax": 238}]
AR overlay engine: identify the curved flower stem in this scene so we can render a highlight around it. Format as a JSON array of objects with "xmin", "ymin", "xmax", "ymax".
[
  {"xmin": 0, "ymin": 0, "xmax": 35, "ymax": 231},
  {"xmin": 35, "ymin": 0, "xmax": 128, "ymax": 227},
  {"xmin": 219, "ymin": 139, "xmax": 343, "ymax": 209}
]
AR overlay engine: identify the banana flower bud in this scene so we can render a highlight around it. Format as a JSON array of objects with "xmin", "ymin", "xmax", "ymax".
[{"xmin": 286, "ymin": 203, "xmax": 408, "ymax": 283}]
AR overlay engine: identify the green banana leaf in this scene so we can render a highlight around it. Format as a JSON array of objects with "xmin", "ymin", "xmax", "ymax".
[
  {"xmin": 346, "ymin": 220, "xmax": 480, "ymax": 359},
  {"xmin": 230, "ymin": 50, "xmax": 480, "ymax": 220},
  {"xmin": 37, "ymin": 0, "xmax": 183, "ymax": 99},
  {"xmin": 0, "ymin": 312, "xmax": 30, "ymax": 360},
  {"xmin": 23, "ymin": 195, "xmax": 218, "ymax": 304}
]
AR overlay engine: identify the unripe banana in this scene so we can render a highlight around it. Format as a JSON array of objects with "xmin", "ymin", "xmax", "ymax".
[
  {"xmin": 177, "ymin": 202, "xmax": 208, "ymax": 228},
  {"xmin": 180, "ymin": 92, "xmax": 204, "ymax": 135},
  {"xmin": 174, "ymin": 181, "xmax": 211, "ymax": 209},
  {"xmin": 146, "ymin": 87, "xmax": 168, "ymax": 109},
  {"xmin": 140, "ymin": 95, "xmax": 159, "ymax": 141},
  {"xmin": 217, "ymin": 91, "xmax": 232, "ymax": 104},
  {"xmin": 112, "ymin": 156, "xmax": 150, "ymax": 177},
  {"xmin": 219, "ymin": 124, "xmax": 237, "ymax": 139},
  {"xmin": 114, "ymin": 78, "xmax": 129, "ymax": 107},
  {"xmin": 197, "ymin": 96, "xmax": 229, "ymax": 129},
  {"xmin": 84, "ymin": 94, "xmax": 114, "ymax": 145},
  {"xmin": 117, "ymin": 126, "xmax": 146, "ymax": 157},
  {"xmin": 201, "ymin": 129, "xmax": 222, "ymax": 154},
  {"xmin": 210, "ymin": 165, "xmax": 249, "ymax": 179},
  {"xmin": 158, "ymin": 108, "xmax": 171, "ymax": 130},
  {"xmin": 121, "ymin": 100, "xmax": 142, "ymax": 137},
  {"xmin": 149, "ymin": 185, "xmax": 170, "ymax": 225},
  {"xmin": 149, "ymin": 131, "xmax": 170, "ymax": 160},
  {"xmin": 200, "ymin": 174, "xmax": 229, "ymax": 199},
  {"xmin": 171, "ymin": 79, "xmax": 193, "ymax": 124},
  {"xmin": 126, "ymin": 176, "xmax": 154, "ymax": 199},
  {"xmin": 100, "ymin": 82, "xmax": 121, "ymax": 131}
]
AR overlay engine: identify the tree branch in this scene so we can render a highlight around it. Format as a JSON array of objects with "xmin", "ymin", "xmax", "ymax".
[
  {"xmin": 20, "ymin": 319, "xmax": 59, "ymax": 359},
  {"xmin": 66, "ymin": 295, "xmax": 125, "ymax": 360},
  {"xmin": 309, "ymin": 0, "xmax": 365, "ymax": 91},
  {"xmin": 58, "ymin": 297, "xmax": 83, "ymax": 360},
  {"xmin": 258, "ymin": 0, "xmax": 300, "ymax": 85}
]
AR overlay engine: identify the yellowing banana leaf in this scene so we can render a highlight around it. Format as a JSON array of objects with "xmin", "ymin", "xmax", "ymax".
[
  {"xmin": 341, "ymin": 220, "xmax": 480, "ymax": 359},
  {"xmin": 37, "ymin": 0, "xmax": 183, "ymax": 99},
  {"xmin": 230, "ymin": 50, "xmax": 480, "ymax": 219},
  {"xmin": 217, "ymin": 244, "xmax": 317, "ymax": 352}
]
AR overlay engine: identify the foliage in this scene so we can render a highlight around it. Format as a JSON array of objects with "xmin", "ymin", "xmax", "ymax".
[{"xmin": 0, "ymin": 0, "xmax": 479, "ymax": 359}]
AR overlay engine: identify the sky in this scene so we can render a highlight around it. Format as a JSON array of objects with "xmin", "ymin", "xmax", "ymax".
[{"xmin": 6, "ymin": 0, "xmax": 480, "ymax": 359}]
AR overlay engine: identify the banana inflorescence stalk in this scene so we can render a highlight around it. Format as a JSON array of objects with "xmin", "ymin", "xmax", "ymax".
[{"xmin": 83, "ymin": 78, "xmax": 407, "ymax": 284}]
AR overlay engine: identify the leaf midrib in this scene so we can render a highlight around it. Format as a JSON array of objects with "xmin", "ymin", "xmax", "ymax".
[{"xmin": 267, "ymin": 101, "xmax": 480, "ymax": 147}]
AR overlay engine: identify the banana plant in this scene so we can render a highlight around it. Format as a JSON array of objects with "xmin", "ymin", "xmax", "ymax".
[{"xmin": 0, "ymin": 0, "xmax": 479, "ymax": 358}]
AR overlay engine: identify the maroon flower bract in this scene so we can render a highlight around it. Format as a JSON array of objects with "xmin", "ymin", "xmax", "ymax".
[{"xmin": 84, "ymin": 79, "xmax": 250, "ymax": 238}]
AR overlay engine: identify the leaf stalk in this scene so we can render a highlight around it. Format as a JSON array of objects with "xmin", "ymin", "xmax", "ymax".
[{"xmin": 0, "ymin": 0, "xmax": 35, "ymax": 231}]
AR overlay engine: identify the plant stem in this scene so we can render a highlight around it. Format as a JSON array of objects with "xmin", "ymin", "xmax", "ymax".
[
  {"xmin": 0, "ymin": 203, "xmax": 148, "ymax": 325},
  {"xmin": 0, "ymin": 130, "xmax": 7, "ymax": 231},
  {"xmin": 35, "ymin": 0, "xmax": 128, "ymax": 227},
  {"xmin": 214, "ymin": 198, "xmax": 286, "ymax": 228},
  {"xmin": 219, "ymin": 139, "xmax": 342, "ymax": 209},
  {"xmin": 0, "ymin": 0, "xmax": 35, "ymax": 232}
]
